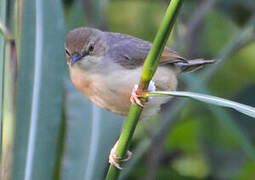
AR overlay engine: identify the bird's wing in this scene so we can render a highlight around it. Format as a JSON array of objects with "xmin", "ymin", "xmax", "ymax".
[
  {"xmin": 106, "ymin": 32, "xmax": 185, "ymax": 69},
  {"xmin": 159, "ymin": 48, "xmax": 186, "ymax": 64},
  {"xmin": 105, "ymin": 32, "xmax": 214, "ymax": 72},
  {"xmin": 159, "ymin": 49, "xmax": 215, "ymax": 72},
  {"xmin": 160, "ymin": 48, "xmax": 215, "ymax": 72}
]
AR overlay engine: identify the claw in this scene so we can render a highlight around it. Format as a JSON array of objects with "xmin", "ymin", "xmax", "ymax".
[
  {"xmin": 130, "ymin": 84, "xmax": 144, "ymax": 107},
  {"xmin": 108, "ymin": 140, "xmax": 132, "ymax": 170}
]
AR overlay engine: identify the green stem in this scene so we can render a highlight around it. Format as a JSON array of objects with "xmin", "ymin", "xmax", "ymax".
[
  {"xmin": 119, "ymin": 16, "xmax": 255, "ymax": 180},
  {"xmin": 105, "ymin": 0, "xmax": 183, "ymax": 179},
  {"xmin": 0, "ymin": 0, "xmax": 7, "ymax": 165},
  {"xmin": 106, "ymin": 105, "xmax": 143, "ymax": 180},
  {"xmin": 139, "ymin": 0, "xmax": 182, "ymax": 87}
]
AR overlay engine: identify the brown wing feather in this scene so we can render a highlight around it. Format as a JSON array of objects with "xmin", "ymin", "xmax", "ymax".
[
  {"xmin": 159, "ymin": 48, "xmax": 186, "ymax": 64},
  {"xmin": 159, "ymin": 48, "xmax": 215, "ymax": 72}
]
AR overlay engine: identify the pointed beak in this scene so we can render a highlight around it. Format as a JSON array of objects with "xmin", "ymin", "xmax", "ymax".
[{"xmin": 71, "ymin": 53, "xmax": 81, "ymax": 66}]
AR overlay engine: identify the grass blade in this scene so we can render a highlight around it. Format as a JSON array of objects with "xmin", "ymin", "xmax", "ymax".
[
  {"xmin": 12, "ymin": 0, "xmax": 36, "ymax": 178},
  {"xmin": 63, "ymin": 82, "xmax": 124, "ymax": 180},
  {"xmin": 13, "ymin": 0, "xmax": 65, "ymax": 179},
  {"xmin": 145, "ymin": 91, "xmax": 255, "ymax": 118},
  {"xmin": 184, "ymin": 74, "xmax": 255, "ymax": 161}
]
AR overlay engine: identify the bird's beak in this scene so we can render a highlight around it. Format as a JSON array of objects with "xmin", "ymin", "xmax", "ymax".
[{"xmin": 71, "ymin": 53, "xmax": 82, "ymax": 66}]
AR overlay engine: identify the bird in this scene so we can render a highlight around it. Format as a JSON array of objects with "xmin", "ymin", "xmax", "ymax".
[{"xmin": 65, "ymin": 27, "xmax": 215, "ymax": 169}]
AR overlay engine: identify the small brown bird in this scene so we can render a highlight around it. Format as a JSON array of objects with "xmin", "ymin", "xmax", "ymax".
[{"xmin": 65, "ymin": 27, "xmax": 214, "ymax": 169}]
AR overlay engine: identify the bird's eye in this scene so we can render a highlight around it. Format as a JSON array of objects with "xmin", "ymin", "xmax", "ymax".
[
  {"xmin": 88, "ymin": 44, "xmax": 94, "ymax": 53},
  {"xmin": 65, "ymin": 48, "xmax": 71, "ymax": 57}
]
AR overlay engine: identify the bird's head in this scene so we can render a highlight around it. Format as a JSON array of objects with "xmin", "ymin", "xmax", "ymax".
[{"xmin": 65, "ymin": 27, "xmax": 106, "ymax": 70}]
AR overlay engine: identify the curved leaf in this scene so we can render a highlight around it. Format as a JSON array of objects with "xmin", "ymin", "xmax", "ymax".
[{"xmin": 146, "ymin": 91, "xmax": 255, "ymax": 118}]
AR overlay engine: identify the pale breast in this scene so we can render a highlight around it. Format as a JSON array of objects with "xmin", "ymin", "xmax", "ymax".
[
  {"xmin": 69, "ymin": 65, "xmax": 178, "ymax": 117},
  {"xmin": 70, "ymin": 66, "xmax": 132, "ymax": 115}
]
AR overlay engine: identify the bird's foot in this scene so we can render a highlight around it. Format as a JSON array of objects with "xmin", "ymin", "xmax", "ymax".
[
  {"xmin": 109, "ymin": 140, "xmax": 132, "ymax": 170},
  {"xmin": 130, "ymin": 81, "xmax": 156, "ymax": 107},
  {"xmin": 130, "ymin": 84, "xmax": 144, "ymax": 107}
]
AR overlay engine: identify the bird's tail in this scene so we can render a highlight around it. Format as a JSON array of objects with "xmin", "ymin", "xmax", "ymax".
[{"xmin": 175, "ymin": 59, "xmax": 216, "ymax": 72}]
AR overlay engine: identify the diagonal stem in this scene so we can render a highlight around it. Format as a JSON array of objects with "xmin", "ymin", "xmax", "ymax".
[
  {"xmin": 105, "ymin": 0, "xmax": 183, "ymax": 179},
  {"xmin": 119, "ymin": 14, "xmax": 255, "ymax": 180}
]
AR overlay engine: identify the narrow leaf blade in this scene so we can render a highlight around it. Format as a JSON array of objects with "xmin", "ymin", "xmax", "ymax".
[{"xmin": 147, "ymin": 91, "xmax": 255, "ymax": 118}]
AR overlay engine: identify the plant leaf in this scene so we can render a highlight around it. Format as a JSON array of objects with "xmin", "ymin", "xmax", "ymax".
[
  {"xmin": 12, "ymin": 0, "xmax": 66, "ymax": 179},
  {"xmin": 146, "ymin": 91, "xmax": 255, "ymax": 118},
  {"xmin": 62, "ymin": 81, "xmax": 123, "ymax": 180}
]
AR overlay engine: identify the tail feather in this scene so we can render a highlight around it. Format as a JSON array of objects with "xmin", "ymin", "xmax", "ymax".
[{"xmin": 175, "ymin": 59, "xmax": 216, "ymax": 72}]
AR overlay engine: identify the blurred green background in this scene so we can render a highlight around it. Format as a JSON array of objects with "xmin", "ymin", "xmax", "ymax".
[{"xmin": 0, "ymin": 0, "xmax": 255, "ymax": 179}]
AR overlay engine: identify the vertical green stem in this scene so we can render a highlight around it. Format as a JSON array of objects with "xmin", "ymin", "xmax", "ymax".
[
  {"xmin": 105, "ymin": 0, "xmax": 183, "ymax": 179},
  {"xmin": 139, "ymin": 0, "xmax": 183, "ymax": 87},
  {"xmin": 0, "ymin": 0, "xmax": 7, "ymax": 169}
]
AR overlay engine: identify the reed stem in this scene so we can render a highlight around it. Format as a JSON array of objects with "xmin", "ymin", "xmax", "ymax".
[{"xmin": 105, "ymin": 0, "xmax": 183, "ymax": 179}]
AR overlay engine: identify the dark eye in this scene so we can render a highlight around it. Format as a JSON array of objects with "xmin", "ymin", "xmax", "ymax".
[
  {"xmin": 65, "ymin": 48, "xmax": 71, "ymax": 57},
  {"xmin": 88, "ymin": 44, "xmax": 94, "ymax": 53}
]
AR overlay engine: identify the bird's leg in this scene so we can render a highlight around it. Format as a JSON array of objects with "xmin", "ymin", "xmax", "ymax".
[
  {"xmin": 109, "ymin": 140, "xmax": 132, "ymax": 170},
  {"xmin": 130, "ymin": 81, "xmax": 156, "ymax": 107}
]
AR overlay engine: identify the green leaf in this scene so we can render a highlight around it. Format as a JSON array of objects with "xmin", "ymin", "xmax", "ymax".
[
  {"xmin": 12, "ymin": 0, "xmax": 36, "ymax": 177},
  {"xmin": 62, "ymin": 82, "xmax": 123, "ymax": 180},
  {"xmin": 13, "ymin": 0, "xmax": 66, "ymax": 179},
  {"xmin": 146, "ymin": 91, "xmax": 255, "ymax": 118}
]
